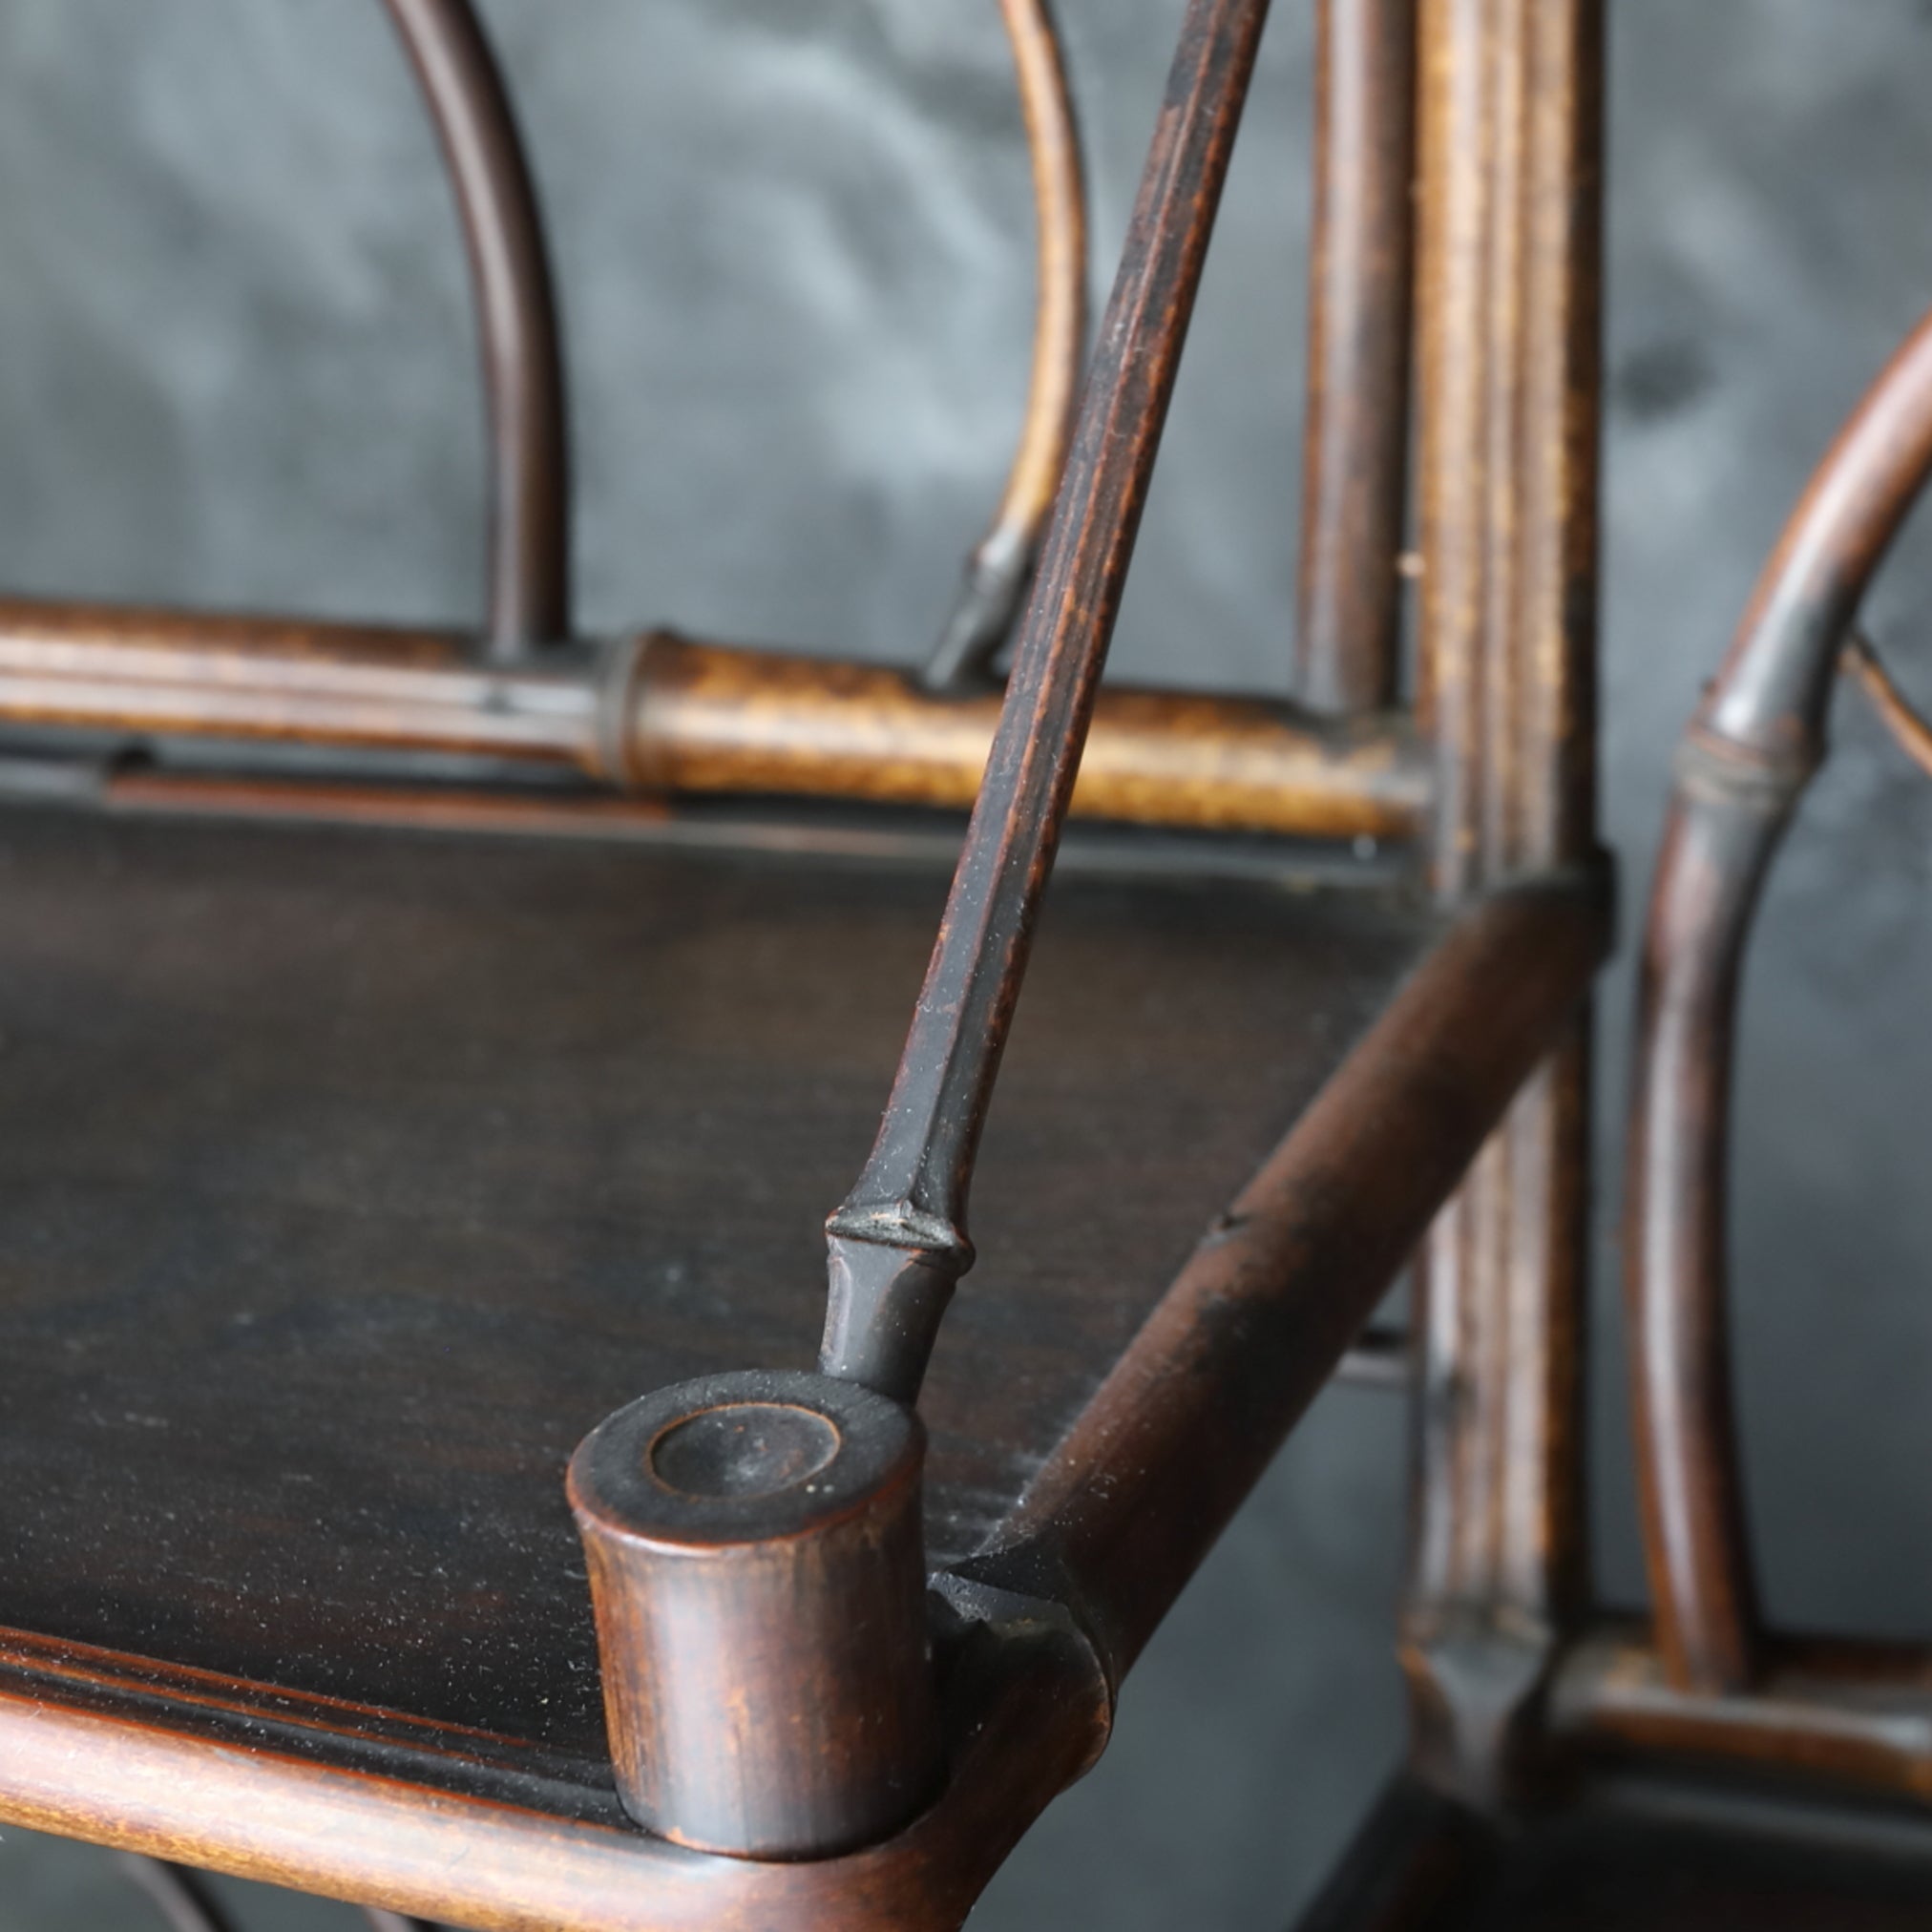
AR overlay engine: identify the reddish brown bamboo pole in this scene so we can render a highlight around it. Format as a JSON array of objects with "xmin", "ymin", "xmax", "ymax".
[
  {"xmin": 1401, "ymin": 0, "xmax": 1603, "ymax": 1806},
  {"xmin": 821, "ymin": 0, "xmax": 1275, "ymax": 1402},
  {"xmin": 1628, "ymin": 306, "xmax": 1932, "ymax": 1698},
  {"xmin": 1294, "ymin": 0, "xmax": 1418, "ymax": 715},
  {"xmin": 973, "ymin": 876, "xmax": 1606, "ymax": 1679}
]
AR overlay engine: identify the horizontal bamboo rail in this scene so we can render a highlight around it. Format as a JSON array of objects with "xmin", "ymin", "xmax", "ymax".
[
  {"xmin": 0, "ymin": 600, "xmax": 1427, "ymax": 842},
  {"xmin": 1554, "ymin": 1626, "xmax": 1932, "ymax": 1805}
]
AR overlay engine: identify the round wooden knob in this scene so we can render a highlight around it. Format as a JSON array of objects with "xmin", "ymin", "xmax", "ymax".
[{"xmin": 567, "ymin": 1369, "xmax": 939, "ymax": 1858}]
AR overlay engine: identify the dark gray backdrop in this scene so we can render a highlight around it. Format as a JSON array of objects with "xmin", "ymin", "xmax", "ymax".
[{"xmin": 0, "ymin": 3, "xmax": 1928, "ymax": 1926}]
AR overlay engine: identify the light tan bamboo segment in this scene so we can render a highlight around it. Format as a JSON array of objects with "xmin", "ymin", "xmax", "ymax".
[
  {"xmin": 629, "ymin": 636, "xmax": 1423, "ymax": 839},
  {"xmin": 0, "ymin": 599, "xmax": 1426, "ymax": 842}
]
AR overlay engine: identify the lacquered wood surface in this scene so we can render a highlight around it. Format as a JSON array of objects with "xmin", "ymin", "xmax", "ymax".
[
  {"xmin": 0, "ymin": 804, "xmax": 1436, "ymax": 1758},
  {"xmin": 0, "ymin": 1613, "xmax": 1102, "ymax": 1932}
]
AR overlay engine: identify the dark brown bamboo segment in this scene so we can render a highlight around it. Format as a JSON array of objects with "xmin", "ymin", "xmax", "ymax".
[
  {"xmin": 567, "ymin": 1370, "xmax": 939, "ymax": 1858},
  {"xmin": 1294, "ymin": 0, "xmax": 1418, "ymax": 716},
  {"xmin": 1626, "ymin": 306, "xmax": 1932, "ymax": 1699},
  {"xmin": 1702, "ymin": 309, "xmax": 1932, "ymax": 770},
  {"xmin": 0, "ymin": 1619, "xmax": 1102, "ymax": 1930},
  {"xmin": 1626, "ymin": 773, "xmax": 1774, "ymax": 1697},
  {"xmin": 969, "ymin": 875, "xmax": 1606, "ymax": 1679},
  {"xmin": 924, "ymin": 0, "xmax": 1088, "ymax": 691},
  {"xmin": 0, "ymin": 599, "xmax": 1426, "ymax": 840},
  {"xmin": 384, "ymin": 0, "xmax": 569, "ymax": 660},
  {"xmin": 820, "ymin": 0, "xmax": 1274, "ymax": 1405},
  {"xmin": 1401, "ymin": 0, "xmax": 1603, "ymax": 1803},
  {"xmin": 1553, "ymin": 1625, "xmax": 1932, "ymax": 1806}
]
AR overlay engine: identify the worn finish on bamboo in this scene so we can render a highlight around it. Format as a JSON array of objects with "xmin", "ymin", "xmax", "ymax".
[
  {"xmin": 633, "ymin": 633, "xmax": 1425, "ymax": 837},
  {"xmin": 383, "ymin": 0, "xmax": 569, "ymax": 660},
  {"xmin": 24, "ymin": 0, "xmax": 1904, "ymax": 1917},
  {"xmin": 965, "ymin": 875, "xmax": 1606, "ymax": 1685},
  {"xmin": 1398, "ymin": 0, "xmax": 1603, "ymax": 1808},
  {"xmin": 0, "ymin": 853, "xmax": 1601, "ymax": 1928},
  {"xmin": 1294, "ymin": 0, "xmax": 1418, "ymax": 715},
  {"xmin": 820, "ymin": 0, "xmax": 1277, "ymax": 1402},
  {"xmin": 1555, "ymin": 1627, "xmax": 1932, "ymax": 1805},
  {"xmin": 0, "ymin": 1618, "xmax": 1103, "ymax": 1932},
  {"xmin": 0, "ymin": 808, "xmax": 1442, "ymax": 1745},
  {"xmin": 569, "ymin": 1372, "xmax": 938, "ymax": 1856},
  {"xmin": 923, "ymin": 0, "xmax": 1088, "ymax": 691},
  {"xmin": 0, "ymin": 599, "xmax": 1426, "ymax": 841},
  {"xmin": 1628, "ymin": 308, "xmax": 1932, "ymax": 1701}
]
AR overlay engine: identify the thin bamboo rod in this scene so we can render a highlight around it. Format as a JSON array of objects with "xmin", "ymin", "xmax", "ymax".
[
  {"xmin": 923, "ymin": 0, "xmax": 1088, "ymax": 691},
  {"xmin": 1843, "ymin": 632, "xmax": 1932, "ymax": 779},
  {"xmin": 820, "ymin": 0, "xmax": 1275, "ymax": 1403},
  {"xmin": 384, "ymin": 0, "xmax": 570, "ymax": 659},
  {"xmin": 1294, "ymin": 0, "xmax": 1418, "ymax": 715},
  {"xmin": 1628, "ymin": 306, "xmax": 1932, "ymax": 1698}
]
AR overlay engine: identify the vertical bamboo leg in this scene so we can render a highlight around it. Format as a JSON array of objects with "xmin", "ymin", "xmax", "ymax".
[{"xmin": 1400, "ymin": 0, "xmax": 1604, "ymax": 1806}]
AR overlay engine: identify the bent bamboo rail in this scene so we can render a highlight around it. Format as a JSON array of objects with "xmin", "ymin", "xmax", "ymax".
[{"xmin": 1628, "ymin": 306, "xmax": 1932, "ymax": 1697}]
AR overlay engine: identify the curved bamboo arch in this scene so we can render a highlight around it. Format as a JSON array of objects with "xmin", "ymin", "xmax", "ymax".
[
  {"xmin": 383, "ymin": 0, "xmax": 570, "ymax": 662},
  {"xmin": 921, "ymin": 0, "xmax": 1089, "ymax": 692},
  {"xmin": 387, "ymin": 0, "xmax": 1087, "ymax": 686},
  {"xmin": 1628, "ymin": 304, "xmax": 1932, "ymax": 1696}
]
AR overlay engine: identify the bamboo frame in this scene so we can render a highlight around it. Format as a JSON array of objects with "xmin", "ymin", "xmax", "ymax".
[
  {"xmin": 0, "ymin": 0, "xmax": 1717, "ymax": 1915},
  {"xmin": 0, "ymin": 600, "xmax": 1425, "ymax": 842},
  {"xmin": 1294, "ymin": 0, "xmax": 1418, "ymax": 715},
  {"xmin": 1626, "ymin": 307, "xmax": 1932, "ymax": 1707},
  {"xmin": 922, "ymin": 0, "xmax": 1089, "ymax": 690},
  {"xmin": 1398, "ymin": 0, "xmax": 1603, "ymax": 1809},
  {"xmin": 383, "ymin": 0, "xmax": 570, "ymax": 660}
]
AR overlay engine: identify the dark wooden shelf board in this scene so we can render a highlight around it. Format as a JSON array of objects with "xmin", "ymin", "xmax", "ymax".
[
  {"xmin": 0, "ymin": 803, "xmax": 1606, "ymax": 1924},
  {"xmin": 0, "ymin": 805, "xmax": 1436, "ymax": 1747}
]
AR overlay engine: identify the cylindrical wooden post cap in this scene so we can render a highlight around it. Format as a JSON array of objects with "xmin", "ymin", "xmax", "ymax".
[{"xmin": 567, "ymin": 1368, "xmax": 939, "ymax": 1858}]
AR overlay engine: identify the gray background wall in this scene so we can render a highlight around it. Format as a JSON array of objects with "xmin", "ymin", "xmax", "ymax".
[{"xmin": 0, "ymin": 2, "xmax": 1927, "ymax": 1927}]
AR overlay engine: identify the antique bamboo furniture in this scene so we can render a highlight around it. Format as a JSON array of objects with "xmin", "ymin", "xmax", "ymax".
[
  {"xmin": 1289, "ymin": 42, "xmax": 1932, "ymax": 1932},
  {"xmin": 2, "ymin": 0, "xmax": 1819, "ymax": 1925}
]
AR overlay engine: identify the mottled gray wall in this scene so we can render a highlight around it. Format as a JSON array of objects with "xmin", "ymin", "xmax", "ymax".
[{"xmin": 0, "ymin": 3, "xmax": 1927, "ymax": 1928}]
